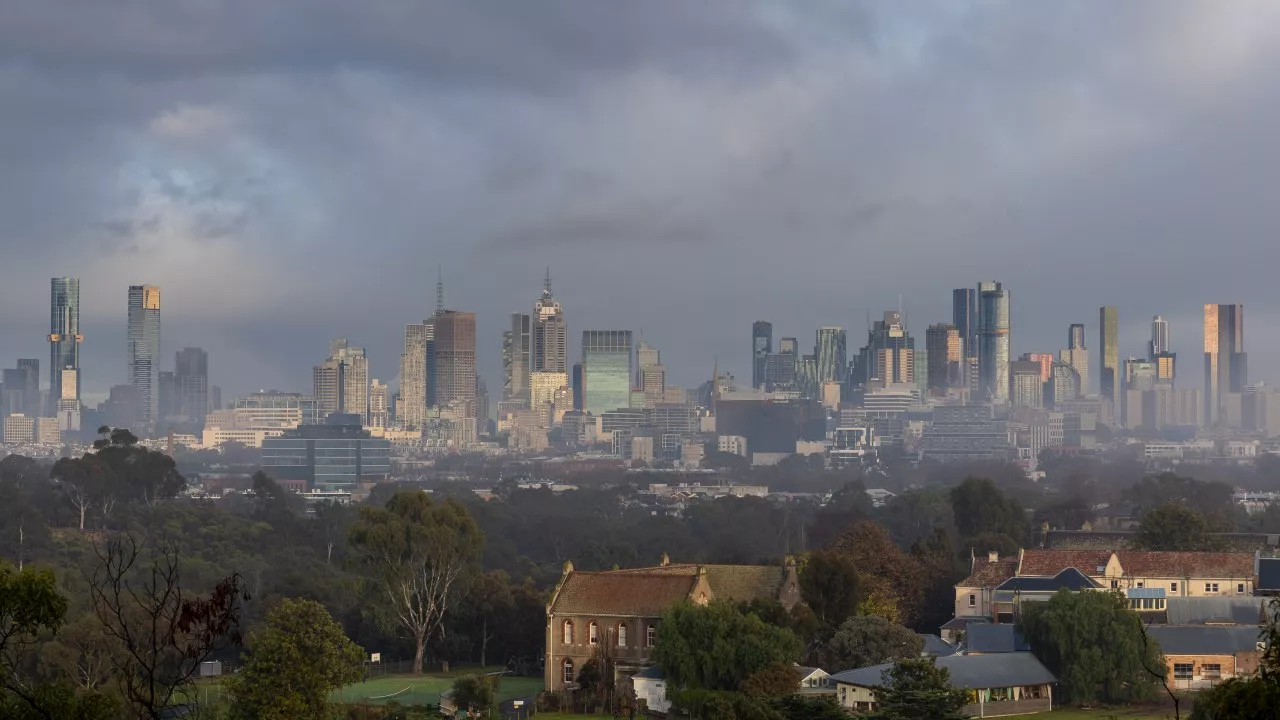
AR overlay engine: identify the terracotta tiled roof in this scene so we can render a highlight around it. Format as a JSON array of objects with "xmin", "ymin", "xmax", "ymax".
[
  {"xmin": 606, "ymin": 563, "xmax": 787, "ymax": 604},
  {"xmin": 1017, "ymin": 550, "xmax": 1112, "ymax": 577},
  {"xmin": 1115, "ymin": 551, "xmax": 1254, "ymax": 579},
  {"xmin": 958, "ymin": 558, "xmax": 1018, "ymax": 587},
  {"xmin": 550, "ymin": 572, "xmax": 699, "ymax": 617}
]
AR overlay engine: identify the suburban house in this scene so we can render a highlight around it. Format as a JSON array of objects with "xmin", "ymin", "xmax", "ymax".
[
  {"xmin": 1148, "ymin": 626, "xmax": 1265, "ymax": 690},
  {"xmin": 832, "ymin": 652, "xmax": 1057, "ymax": 718},
  {"xmin": 795, "ymin": 666, "xmax": 834, "ymax": 694},
  {"xmin": 543, "ymin": 556, "xmax": 801, "ymax": 693},
  {"xmin": 988, "ymin": 568, "xmax": 1104, "ymax": 623}
]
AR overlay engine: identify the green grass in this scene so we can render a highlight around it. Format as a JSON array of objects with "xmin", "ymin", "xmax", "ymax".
[
  {"xmin": 523, "ymin": 715, "xmax": 611, "ymax": 720},
  {"xmin": 1006, "ymin": 708, "xmax": 1179, "ymax": 719},
  {"xmin": 335, "ymin": 673, "xmax": 543, "ymax": 706}
]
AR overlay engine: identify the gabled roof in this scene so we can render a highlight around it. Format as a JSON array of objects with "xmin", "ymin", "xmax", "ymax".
[
  {"xmin": 1115, "ymin": 551, "xmax": 1254, "ymax": 579},
  {"xmin": 940, "ymin": 616, "xmax": 989, "ymax": 631},
  {"xmin": 958, "ymin": 557, "xmax": 1018, "ymax": 587},
  {"xmin": 608, "ymin": 563, "xmax": 788, "ymax": 604},
  {"xmin": 964, "ymin": 624, "xmax": 1029, "ymax": 654},
  {"xmin": 549, "ymin": 572, "xmax": 699, "ymax": 616},
  {"xmin": 1148, "ymin": 626, "xmax": 1266, "ymax": 656},
  {"xmin": 920, "ymin": 634, "xmax": 958, "ymax": 657},
  {"xmin": 1165, "ymin": 598, "xmax": 1265, "ymax": 626},
  {"xmin": 994, "ymin": 567, "xmax": 1103, "ymax": 593},
  {"xmin": 1017, "ymin": 550, "xmax": 1111, "ymax": 577},
  {"xmin": 831, "ymin": 652, "xmax": 1055, "ymax": 690},
  {"xmin": 1261, "ymin": 558, "xmax": 1280, "ymax": 591}
]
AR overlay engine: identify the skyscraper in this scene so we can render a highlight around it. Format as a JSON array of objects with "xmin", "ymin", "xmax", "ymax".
[
  {"xmin": 581, "ymin": 330, "xmax": 633, "ymax": 415},
  {"xmin": 854, "ymin": 311, "xmax": 914, "ymax": 388},
  {"xmin": 127, "ymin": 284, "xmax": 161, "ymax": 432},
  {"xmin": 815, "ymin": 327, "xmax": 847, "ymax": 384},
  {"xmin": 503, "ymin": 313, "xmax": 532, "ymax": 403},
  {"xmin": 1150, "ymin": 316, "xmax": 1170, "ymax": 359},
  {"xmin": 369, "ymin": 379, "xmax": 389, "ymax": 429},
  {"xmin": 752, "ymin": 321, "xmax": 772, "ymax": 389},
  {"xmin": 952, "ymin": 288, "xmax": 977, "ymax": 359},
  {"xmin": 314, "ymin": 338, "xmax": 369, "ymax": 423},
  {"xmin": 49, "ymin": 277, "xmax": 82, "ymax": 410},
  {"xmin": 976, "ymin": 281, "xmax": 1010, "ymax": 402},
  {"xmin": 1099, "ymin": 306, "xmax": 1119, "ymax": 409},
  {"xmin": 925, "ymin": 324, "xmax": 962, "ymax": 394},
  {"xmin": 636, "ymin": 337, "xmax": 665, "ymax": 408},
  {"xmin": 174, "ymin": 347, "xmax": 209, "ymax": 424},
  {"xmin": 399, "ymin": 322, "xmax": 430, "ymax": 427},
  {"xmin": 532, "ymin": 271, "xmax": 567, "ymax": 374},
  {"xmin": 1061, "ymin": 323, "xmax": 1089, "ymax": 392},
  {"xmin": 1009, "ymin": 360, "xmax": 1044, "ymax": 410},
  {"xmin": 432, "ymin": 310, "xmax": 477, "ymax": 416},
  {"xmin": 1204, "ymin": 303, "xmax": 1246, "ymax": 426}
]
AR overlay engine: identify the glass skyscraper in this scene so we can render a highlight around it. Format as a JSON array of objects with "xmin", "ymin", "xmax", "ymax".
[
  {"xmin": 49, "ymin": 277, "xmax": 82, "ymax": 408},
  {"xmin": 752, "ymin": 321, "xmax": 772, "ymax": 389},
  {"xmin": 977, "ymin": 281, "xmax": 1010, "ymax": 402},
  {"xmin": 174, "ymin": 347, "xmax": 209, "ymax": 424},
  {"xmin": 581, "ymin": 330, "xmax": 632, "ymax": 415},
  {"xmin": 127, "ymin": 285, "xmax": 162, "ymax": 431},
  {"xmin": 815, "ymin": 326, "xmax": 847, "ymax": 384},
  {"xmin": 1099, "ymin": 306, "xmax": 1119, "ymax": 410}
]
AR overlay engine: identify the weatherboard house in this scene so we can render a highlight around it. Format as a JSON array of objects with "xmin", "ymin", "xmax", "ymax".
[
  {"xmin": 543, "ymin": 556, "xmax": 800, "ymax": 693},
  {"xmin": 832, "ymin": 652, "xmax": 1057, "ymax": 718}
]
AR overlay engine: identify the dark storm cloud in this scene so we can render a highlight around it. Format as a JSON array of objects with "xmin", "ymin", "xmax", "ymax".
[{"xmin": 2, "ymin": 0, "xmax": 1280, "ymax": 400}]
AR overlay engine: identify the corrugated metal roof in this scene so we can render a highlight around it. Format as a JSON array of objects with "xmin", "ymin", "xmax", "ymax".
[
  {"xmin": 831, "ymin": 652, "xmax": 1056, "ymax": 689},
  {"xmin": 1259, "ymin": 558, "xmax": 1280, "ymax": 591},
  {"xmin": 1148, "ymin": 626, "xmax": 1265, "ymax": 656},
  {"xmin": 964, "ymin": 624, "xmax": 1029, "ymax": 653},
  {"xmin": 994, "ymin": 568, "xmax": 1103, "ymax": 593},
  {"xmin": 920, "ymin": 634, "xmax": 958, "ymax": 657},
  {"xmin": 1165, "ymin": 598, "xmax": 1264, "ymax": 626}
]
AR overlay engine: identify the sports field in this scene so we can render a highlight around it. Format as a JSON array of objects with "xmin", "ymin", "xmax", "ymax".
[{"xmin": 333, "ymin": 674, "xmax": 543, "ymax": 706}]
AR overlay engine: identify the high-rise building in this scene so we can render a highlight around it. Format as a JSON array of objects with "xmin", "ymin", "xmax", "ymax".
[
  {"xmin": 1048, "ymin": 362, "xmax": 1081, "ymax": 408},
  {"xmin": 503, "ymin": 313, "xmax": 532, "ymax": 404},
  {"xmin": 432, "ymin": 310, "xmax": 477, "ymax": 417},
  {"xmin": 1204, "ymin": 303, "xmax": 1246, "ymax": 426},
  {"xmin": 1, "ymin": 361, "xmax": 40, "ymax": 417},
  {"xmin": 314, "ymin": 338, "xmax": 369, "ymax": 423},
  {"xmin": 369, "ymin": 379, "xmax": 389, "ymax": 429},
  {"xmin": 532, "ymin": 271, "xmax": 567, "ymax": 374},
  {"xmin": 1010, "ymin": 360, "xmax": 1044, "ymax": 410},
  {"xmin": 49, "ymin": 277, "xmax": 82, "ymax": 411},
  {"xmin": 752, "ymin": 321, "xmax": 772, "ymax": 389},
  {"xmin": 765, "ymin": 337, "xmax": 798, "ymax": 389},
  {"xmin": 1150, "ymin": 316, "xmax": 1170, "ymax": 360},
  {"xmin": 952, "ymin": 288, "xmax": 977, "ymax": 359},
  {"xmin": 127, "ymin": 285, "xmax": 161, "ymax": 432},
  {"xmin": 174, "ymin": 347, "xmax": 209, "ymax": 425},
  {"xmin": 399, "ymin": 322, "xmax": 430, "ymax": 427},
  {"xmin": 815, "ymin": 327, "xmax": 847, "ymax": 384},
  {"xmin": 581, "ymin": 330, "xmax": 633, "ymax": 415},
  {"xmin": 976, "ymin": 281, "xmax": 1010, "ymax": 402},
  {"xmin": 1061, "ymin": 323, "xmax": 1089, "ymax": 393},
  {"xmin": 1098, "ymin": 306, "xmax": 1119, "ymax": 409},
  {"xmin": 925, "ymin": 324, "xmax": 962, "ymax": 394},
  {"xmin": 854, "ymin": 311, "xmax": 914, "ymax": 388},
  {"xmin": 636, "ymin": 337, "xmax": 665, "ymax": 408},
  {"xmin": 1154, "ymin": 352, "xmax": 1176, "ymax": 385}
]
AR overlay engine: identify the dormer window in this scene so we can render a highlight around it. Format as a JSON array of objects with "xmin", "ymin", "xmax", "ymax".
[
  {"xmin": 589, "ymin": 621, "xmax": 599, "ymax": 645},
  {"xmin": 563, "ymin": 620, "xmax": 574, "ymax": 645}
]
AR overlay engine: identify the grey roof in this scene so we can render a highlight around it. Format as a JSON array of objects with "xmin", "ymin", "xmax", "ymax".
[
  {"xmin": 633, "ymin": 666, "xmax": 664, "ymax": 679},
  {"xmin": 1165, "ymin": 598, "xmax": 1264, "ymax": 626},
  {"xmin": 940, "ymin": 616, "xmax": 989, "ymax": 631},
  {"xmin": 1259, "ymin": 558, "xmax": 1280, "ymax": 591},
  {"xmin": 1147, "ymin": 626, "xmax": 1266, "ymax": 656},
  {"xmin": 921, "ymin": 634, "xmax": 958, "ymax": 657},
  {"xmin": 964, "ymin": 623, "xmax": 1029, "ymax": 653},
  {"xmin": 993, "ymin": 568, "xmax": 1103, "ymax": 593},
  {"xmin": 831, "ymin": 652, "xmax": 1056, "ymax": 690}
]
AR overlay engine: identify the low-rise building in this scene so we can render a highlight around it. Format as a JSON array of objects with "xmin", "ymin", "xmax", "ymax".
[
  {"xmin": 1148, "ymin": 625, "xmax": 1263, "ymax": 691},
  {"xmin": 833, "ymin": 652, "xmax": 1056, "ymax": 717}
]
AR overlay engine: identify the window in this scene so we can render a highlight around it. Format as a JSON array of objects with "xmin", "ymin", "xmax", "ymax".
[
  {"xmin": 646, "ymin": 624, "xmax": 656, "ymax": 648},
  {"xmin": 589, "ymin": 621, "xmax": 599, "ymax": 646},
  {"xmin": 1111, "ymin": 580, "xmax": 1119, "ymax": 589},
  {"xmin": 1157, "ymin": 599, "xmax": 1166, "ymax": 610},
  {"xmin": 968, "ymin": 594, "xmax": 976, "ymax": 608},
  {"xmin": 563, "ymin": 659, "xmax": 574, "ymax": 684},
  {"xmin": 1174, "ymin": 663, "xmax": 1194, "ymax": 679},
  {"xmin": 1203, "ymin": 664, "xmax": 1222, "ymax": 679},
  {"xmin": 617, "ymin": 623, "xmax": 628, "ymax": 648},
  {"xmin": 1171, "ymin": 582, "xmax": 1178, "ymax": 593},
  {"xmin": 1206, "ymin": 583, "xmax": 1220, "ymax": 593},
  {"xmin": 562, "ymin": 621, "xmax": 574, "ymax": 645},
  {"xmin": 1238, "ymin": 583, "xmax": 1246, "ymax": 594},
  {"xmin": 1136, "ymin": 581, "xmax": 1144, "ymax": 588}
]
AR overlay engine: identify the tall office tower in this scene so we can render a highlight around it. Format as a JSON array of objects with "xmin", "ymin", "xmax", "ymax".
[
  {"xmin": 1061, "ymin": 323, "xmax": 1089, "ymax": 392},
  {"xmin": 1009, "ymin": 360, "xmax": 1044, "ymax": 410},
  {"xmin": 752, "ymin": 321, "xmax": 773, "ymax": 389},
  {"xmin": 399, "ymin": 322, "xmax": 430, "ymax": 427},
  {"xmin": 1098, "ymin": 307, "xmax": 1119, "ymax": 410},
  {"xmin": 1150, "ymin": 316, "xmax": 1170, "ymax": 360},
  {"xmin": 432, "ymin": 310, "xmax": 477, "ymax": 416},
  {"xmin": 1, "ymin": 361, "xmax": 40, "ymax": 416},
  {"xmin": 976, "ymin": 281, "xmax": 1010, "ymax": 402},
  {"xmin": 952, "ymin": 288, "xmax": 978, "ymax": 359},
  {"xmin": 570, "ymin": 364, "xmax": 583, "ymax": 412},
  {"xmin": 314, "ymin": 338, "xmax": 369, "ymax": 423},
  {"xmin": 475, "ymin": 377, "xmax": 490, "ymax": 430},
  {"xmin": 49, "ymin": 277, "xmax": 82, "ymax": 411},
  {"xmin": 581, "ymin": 330, "xmax": 633, "ymax": 415},
  {"xmin": 1154, "ymin": 352, "xmax": 1177, "ymax": 386},
  {"xmin": 369, "ymin": 379, "xmax": 389, "ymax": 429},
  {"xmin": 16, "ymin": 359, "xmax": 38, "ymax": 416},
  {"xmin": 636, "ymin": 337, "xmax": 665, "ymax": 408},
  {"xmin": 210, "ymin": 385, "xmax": 221, "ymax": 413},
  {"xmin": 925, "ymin": 324, "xmax": 962, "ymax": 394},
  {"xmin": 1204, "ymin": 303, "xmax": 1246, "ymax": 426},
  {"xmin": 854, "ymin": 311, "xmax": 915, "ymax": 387},
  {"xmin": 127, "ymin": 285, "xmax": 162, "ymax": 432},
  {"xmin": 765, "ymin": 337, "xmax": 799, "ymax": 389},
  {"xmin": 1020, "ymin": 353, "xmax": 1054, "ymax": 382},
  {"xmin": 532, "ymin": 271, "xmax": 567, "ymax": 374},
  {"xmin": 174, "ymin": 347, "xmax": 209, "ymax": 424},
  {"xmin": 815, "ymin": 326, "xmax": 847, "ymax": 384},
  {"xmin": 1047, "ymin": 362, "xmax": 1081, "ymax": 408},
  {"xmin": 503, "ymin": 313, "xmax": 532, "ymax": 403}
]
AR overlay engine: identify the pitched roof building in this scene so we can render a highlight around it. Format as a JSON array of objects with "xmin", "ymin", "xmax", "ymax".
[{"xmin": 544, "ymin": 556, "xmax": 800, "ymax": 693}]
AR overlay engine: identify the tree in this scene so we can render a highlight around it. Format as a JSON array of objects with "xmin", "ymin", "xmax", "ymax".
[
  {"xmin": 831, "ymin": 521, "xmax": 925, "ymax": 628},
  {"xmin": 451, "ymin": 674, "xmax": 496, "ymax": 717},
  {"xmin": 1135, "ymin": 502, "xmax": 1216, "ymax": 551},
  {"xmin": 49, "ymin": 455, "xmax": 112, "ymax": 530},
  {"xmin": 873, "ymin": 657, "xmax": 968, "ymax": 720},
  {"xmin": 652, "ymin": 601, "xmax": 802, "ymax": 692},
  {"xmin": 348, "ymin": 491, "xmax": 484, "ymax": 674},
  {"xmin": 799, "ymin": 550, "xmax": 862, "ymax": 630},
  {"xmin": 949, "ymin": 477, "xmax": 1027, "ymax": 545},
  {"xmin": 37, "ymin": 613, "xmax": 116, "ymax": 692},
  {"xmin": 813, "ymin": 615, "xmax": 922, "ymax": 672},
  {"xmin": 91, "ymin": 426, "xmax": 186, "ymax": 507},
  {"xmin": 1018, "ymin": 590, "xmax": 1163, "ymax": 704},
  {"xmin": 739, "ymin": 663, "xmax": 802, "ymax": 697},
  {"xmin": 226, "ymin": 598, "xmax": 365, "ymax": 720},
  {"xmin": 89, "ymin": 534, "xmax": 246, "ymax": 720}
]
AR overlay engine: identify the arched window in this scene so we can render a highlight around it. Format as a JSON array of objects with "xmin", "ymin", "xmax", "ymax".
[
  {"xmin": 563, "ymin": 658, "xmax": 575, "ymax": 684},
  {"xmin": 589, "ymin": 621, "xmax": 599, "ymax": 645},
  {"xmin": 617, "ymin": 623, "xmax": 628, "ymax": 648},
  {"xmin": 562, "ymin": 620, "xmax": 574, "ymax": 645},
  {"xmin": 646, "ymin": 624, "xmax": 656, "ymax": 648}
]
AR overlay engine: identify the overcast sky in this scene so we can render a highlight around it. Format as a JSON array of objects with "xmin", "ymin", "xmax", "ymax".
[{"xmin": 3, "ymin": 1, "xmax": 1280, "ymax": 403}]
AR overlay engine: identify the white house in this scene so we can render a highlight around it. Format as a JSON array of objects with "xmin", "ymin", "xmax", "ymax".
[{"xmin": 631, "ymin": 666, "xmax": 671, "ymax": 714}]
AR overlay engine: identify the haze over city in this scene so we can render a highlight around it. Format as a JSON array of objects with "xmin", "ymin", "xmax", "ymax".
[{"xmin": 5, "ymin": 2, "xmax": 1280, "ymax": 402}]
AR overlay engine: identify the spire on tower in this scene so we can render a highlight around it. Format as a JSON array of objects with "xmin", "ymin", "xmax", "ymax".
[{"xmin": 543, "ymin": 267, "xmax": 553, "ymax": 297}]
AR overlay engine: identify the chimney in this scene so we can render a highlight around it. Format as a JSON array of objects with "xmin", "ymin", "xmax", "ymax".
[
  {"xmin": 988, "ymin": 551, "xmax": 999, "ymax": 563},
  {"xmin": 660, "ymin": 553, "xmax": 671, "ymax": 566},
  {"xmin": 562, "ymin": 560, "xmax": 574, "ymax": 576}
]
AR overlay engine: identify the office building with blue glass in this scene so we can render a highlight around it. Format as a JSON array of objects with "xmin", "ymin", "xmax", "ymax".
[
  {"xmin": 581, "ymin": 330, "xmax": 633, "ymax": 416},
  {"xmin": 261, "ymin": 422, "xmax": 391, "ymax": 491}
]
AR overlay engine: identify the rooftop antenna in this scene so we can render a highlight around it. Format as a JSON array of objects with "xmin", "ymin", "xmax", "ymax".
[
  {"xmin": 544, "ymin": 267, "xmax": 553, "ymax": 296},
  {"xmin": 435, "ymin": 265, "xmax": 444, "ymax": 314}
]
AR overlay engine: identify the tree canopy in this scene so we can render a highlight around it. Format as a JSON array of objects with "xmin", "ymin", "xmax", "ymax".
[
  {"xmin": 813, "ymin": 615, "xmax": 923, "ymax": 673},
  {"xmin": 1135, "ymin": 502, "xmax": 1217, "ymax": 551},
  {"xmin": 873, "ymin": 657, "xmax": 968, "ymax": 720},
  {"xmin": 799, "ymin": 550, "xmax": 862, "ymax": 630},
  {"xmin": 949, "ymin": 476, "xmax": 1027, "ymax": 547},
  {"xmin": 652, "ymin": 601, "xmax": 802, "ymax": 693}
]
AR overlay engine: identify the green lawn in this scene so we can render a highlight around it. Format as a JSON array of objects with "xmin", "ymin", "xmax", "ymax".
[
  {"xmin": 1007, "ymin": 707, "xmax": 1180, "ymax": 719},
  {"xmin": 335, "ymin": 674, "xmax": 543, "ymax": 706}
]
